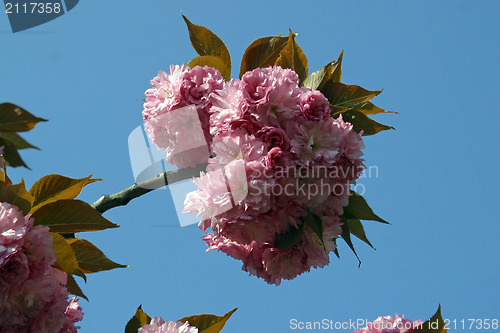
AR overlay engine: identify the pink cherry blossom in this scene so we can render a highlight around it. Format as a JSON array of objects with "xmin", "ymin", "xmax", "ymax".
[
  {"xmin": 145, "ymin": 105, "xmax": 211, "ymax": 168},
  {"xmin": 143, "ymin": 65, "xmax": 224, "ymax": 168},
  {"xmin": 183, "ymin": 167, "xmax": 233, "ymax": 220},
  {"xmin": 0, "ymin": 202, "xmax": 32, "ymax": 266},
  {"xmin": 143, "ymin": 65, "xmax": 366, "ymax": 285},
  {"xmin": 241, "ymin": 67, "xmax": 303, "ymax": 125},
  {"xmin": 59, "ymin": 297, "xmax": 84, "ymax": 333},
  {"xmin": 256, "ymin": 126, "xmax": 291, "ymax": 151},
  {"xmin": 0, "ymin": 202, "xmax": 84, "ymax": 332},
  {"xmin": 288, "ymin": 119, "xmax": 342, "ymax": 165},
  {"xmin": 0, "ymin": 251, "xmax": 29, "ymax": 289},
  {"xmin": 139, "ymin": 317, "xmax": 198, "ymax": 333},
  {"xmin": 300, "ymin": 89, "xmax": 331, "ymax": 121},
  {"xmin": 143, "ymin": 64, "xmax": 190, "ymax": 121}
]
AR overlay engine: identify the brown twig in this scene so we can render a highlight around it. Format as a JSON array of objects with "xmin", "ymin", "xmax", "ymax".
[{"xmin": 91, "ymin": 163, "xmax": 208, "ymax": 214}]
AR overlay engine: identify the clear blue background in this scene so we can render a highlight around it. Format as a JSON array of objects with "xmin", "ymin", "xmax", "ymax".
[{"xmin": 1, "ymin": 1, "xmax": 499, "ymax": 332}]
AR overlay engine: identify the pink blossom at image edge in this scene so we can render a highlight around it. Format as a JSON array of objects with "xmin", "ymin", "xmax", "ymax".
[{"xmin": 0, "ymin": 202, "xmax": 84, "ymax": 332}]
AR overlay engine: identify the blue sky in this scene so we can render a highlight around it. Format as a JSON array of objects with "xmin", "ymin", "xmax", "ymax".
[{"xmin": 1, "ymin": 1, "xmax": 499, "ymax": 332}]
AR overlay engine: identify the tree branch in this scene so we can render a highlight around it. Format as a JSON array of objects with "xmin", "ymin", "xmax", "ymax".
[{"xmin": 91, "ymin": 163, "xmax": 208, "ymax": 214}]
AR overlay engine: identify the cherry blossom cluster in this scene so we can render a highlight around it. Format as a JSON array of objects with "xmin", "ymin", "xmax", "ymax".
[
  {"xmin": 143, "ymin": 65, "xmax": 365, "ymax": 285},
  {"xmin": 0, "ymin": 202, "xmax": 83, "ymax": 332}
]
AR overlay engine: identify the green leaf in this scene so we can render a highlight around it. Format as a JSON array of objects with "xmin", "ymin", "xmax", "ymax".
[
  {"xmin": 414, "ymin": 305, "xmax": 446, "ymax": 333},
  {"xmin": 0, "ymin": 156, "xmax": 10, "ymax": 184},
  {"xmin": 342, "ymin": 191, "xmax": 389, "ymax": 223},
  {"xmin": 66, "ymin": 273, "xmax": 88, "ymax": 301},
  {"xmin": 0, "ymin": 132, "xmax": 39, "ymax": 150},
  {"xmin": 330, "ymin": 105, "xmax": 350, "ymax": 116},
  {"xmin": 189, "ymin": 55, "xmax": 231, "ymax": 81},
  {"xmin": 51, "ymin": 232, "xmax": 86, "ymax": 281},
  {"xmin": 322, "ymin": 82, "xmax": 382, "ymax": 108},
  {"xmin": 0, "ymin": 137, "xmax": 29, "ymax": 169},
  {"xmin": 302, "ymin": 51, "xmax": 343, "ymax": 89},
  {"xmin": 344, "ymin": 218, "xmax": 374, "ymax": 249},
  {"xmin": 179, "ymin": 308, "xmax": 237, "ymax": 333},
  {"xmin": 32, "ymin": 199, "xmax": 119, "ymax": 233},
  {"xmin": 275, "ymin": 29, "xmax": 308, "ymax": 83},
  {"xmin": 239, "ymin": 36, "xmax": 289, "ymax": 78},
  {"xmin": 0, "ymin": 103, "xmax": 47, "ymax": 132},
  {"xmin": 9, "ymin": 179, "xmax": 34, "ymax": 210},
  {"xmin": 274, "ymin": 222, "xmax": 304, "ymax": 250},
  {"xmin": 319, "ymin": 80, "xmax": 396, "ymax": 136},
  {"xmin": 340, "ymin": 221, "xmax": 361, "ymax": 266},
  {"xmin": 29, "ymin": 174, "xmax": 100, "ymax": 211},
  {"xmin": 67, "ymin": 238, "xmax": 127, "ymax": 274},
  {"xmin": 182, "ymin": 15, "xmax": 231, "ymax": 76},
  {"xmin": 125, "ymin": 305, "xmax": 151, "ymax": 333},
  {"xmin": 339, "ymin": 110, "xmax": 395, "ymax": 136},
  {"xmin": 339, "ymin": 192, "xmax": 388, "ymax": 264},
  {"xmin": 301, "ymin": 211, "xmax": 325, "ymax": 250},
  {"xmin": 0, "ymin": 181, "xmax": 32, "ymax": 215},
  {"xmin": 0, "ymin": 165, "xmax": 4, "ymax": 183},
  {"xmin": 352, "ymin": 101, "xmax": 398, "ymax": 116},
  {"xmin": 333, "ymin": 245, "xmax": 340, "ymax": 259}
]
